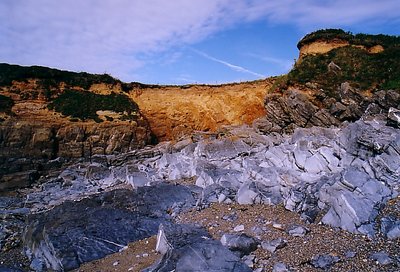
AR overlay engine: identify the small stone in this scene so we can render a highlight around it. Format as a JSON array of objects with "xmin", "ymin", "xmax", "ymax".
[
  {"xmin": 345, "ymin": 251, "xmax": 356, "ymax": 259},
  {"xmin": 234, "ymin": 224, "xmax": 245, "ymax": 232},
  {"xmin": 142, "ymin": 253, "xmax": 149, "ymax": 257},
  {"xmin": 272, "ymin": 223, "xmax": 284, "ymax": 230},
  {"xmin": 128, "ymin": 267, "xmax": 134, "ymax": 271},
  {"xmin": 273, "ymin": 262, "xmax": 290, "ymax": 272},
  {"xmin": 261, "ymin": 238, "xmax": 287, "ymax": 253},
  {"xmin": 113, "ymin": 261, "xmax": 119, "ymax": 266},
  {"xmin": 311, "ymin": 254, "xmax": 340, "ymax": 270},
  {"xmin": 287, "ymin": 225, "xmax": 309, "ymax": 237},
  {"xmin": 242, "ymin": 254, "xmax": 256, "ymax": 268},
  {"xmin": 370, "ymin": 252, "xmax": 393, "ymax": 265}
]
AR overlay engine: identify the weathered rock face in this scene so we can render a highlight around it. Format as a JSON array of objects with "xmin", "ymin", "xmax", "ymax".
[
  {"xmin": 257, "ymin": 86, "xmax": 399, "ymax": 135},
  {"xmin": 0, "ymin": 84, "xmax": 152, "ymax": 190},
  {"xmin": 138, "ymin": 112, "xmax": 399, "ymax": 237},
  {"xmin": 23, "ymin": 183, "xmax": 196, "ymax": 271},
  {"xmin": 130, "ymin": 80, "xmax": 271, "ymax": 141},
  {"xmin": 298, "ymin": 39, "xmax": 384, "ymax": 61}
]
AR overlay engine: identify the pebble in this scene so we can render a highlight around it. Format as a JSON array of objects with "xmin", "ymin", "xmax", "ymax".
[
  {"xmin": 234, "ymin": 224, "xmax": 245, "ymax": 232},
  {"xmin": 272, "ymin": 223, "xmax": 284, "ymax": 230},
  {"xmin": 112, "ymin": 261, "xmax": 119, "ymax": 266},
  {"xmin": 370, "ymin": 252, "xmax": 393, "ymax": 265}
]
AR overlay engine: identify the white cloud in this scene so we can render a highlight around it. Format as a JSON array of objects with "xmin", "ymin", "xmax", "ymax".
[{"xmin": 0, "ymin": 0, "xmax": 399, "ymax": 81}]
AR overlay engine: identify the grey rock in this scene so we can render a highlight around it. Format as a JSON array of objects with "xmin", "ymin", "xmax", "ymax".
[
  {"xmin": 242, "ymin": 254, "xmax": 256, "ymax": 268},
  {"xmin": 287, "ymin": 225, "xmax": 309, "ymax": 237},
  {"xmin": 261, "ymin": 238, "xmax": 287, "ymax": 253},
  {"xmin": 370, "ymin": 252, "xmax": 393, "ymax": 265},
  {"xmin": 23, "ymin": 183, "xmax": 195, "ymax": 271},
  {"xmin": 345, "ymin": 251, "xmax": 356, "ymax": 259},
  {"xmin": 30, "ymin": 258, "xmax": 45, "ymax": 272},
  {"xmin": 145, "ymin": 225, "xmax": 252, "ymax": 272},
  {"xmin": 220, "ymin": 233, "xmax": 259, "ymax": 256},
  {"xmin": 388, "ymin": 107, "xmax": 400, "ymax": 128},
  {"xmin": 381, "ymin": 216, "xmax": 400, "ymax": 239},
  {"xmin": 310, "ymin": 254, "xmax": 340, "ymax": 270},
  {"xmin": 273, "ymin": 262, "xmax": 290, "ymax": 272},
  {"xmin": 233, "ymin": 224, "xmax": 245, "ymax": 232}
]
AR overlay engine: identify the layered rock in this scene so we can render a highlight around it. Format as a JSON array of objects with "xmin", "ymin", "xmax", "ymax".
[
  {"xmin": 257, "ymin": 85, "xmax": 399, "ymax": 135},
  {"xmin": 0, "ymin": 93, "xmax": 151, "ymax": 191}
]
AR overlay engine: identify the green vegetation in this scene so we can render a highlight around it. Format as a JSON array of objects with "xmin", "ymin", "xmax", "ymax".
[
  {"xmin": 0, "ymin": 94, "xmax": 14, "ymax": 114},
  {"xmin": 48, "ymin": 89, "xmax": 139, "ymax": 122},
  {"xmin": 298, "ymin": 29, "xmax": 400, "ymax": 49},
  {"xmin": 288, "ymin": 46, "xmax": 400, "ymax": 95},
  {"xmin": 0, "ymin": 63, "xmax": 119, "ymax": 90}
]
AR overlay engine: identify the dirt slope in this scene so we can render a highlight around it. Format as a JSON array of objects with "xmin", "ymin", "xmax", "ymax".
[{"xmin": 130, "ymin": 79, "xmax": 272, "ymax": 141}]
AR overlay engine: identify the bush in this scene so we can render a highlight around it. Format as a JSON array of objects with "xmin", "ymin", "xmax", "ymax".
[
  {"xmin": 48, "ymin": 89, "xmax": 139, "ymax": 122},
  {"xmin": 288, "ymin": 45, "xmax": 400, "ymax": 96},
  {"xmin": 0, "ymin": 94, "xmax": 14, "ymax": 113},
  {"xmin": 0, "ymin": 63, "xmax": 119, "ymax": 89},
  {"xmin": 298, "ymin": 29, "xmax": 400, "ymax": 49}
]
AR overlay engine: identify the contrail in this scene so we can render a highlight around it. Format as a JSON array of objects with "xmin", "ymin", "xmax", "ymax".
[{"xmin": 191, "ymin": 48, "xmax": 264, "ymax": 78}]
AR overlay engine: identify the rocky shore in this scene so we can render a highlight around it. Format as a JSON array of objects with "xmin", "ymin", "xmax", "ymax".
[{"xmin": 1, "ymin": 107, "xmax": 399, "ymax": 271}]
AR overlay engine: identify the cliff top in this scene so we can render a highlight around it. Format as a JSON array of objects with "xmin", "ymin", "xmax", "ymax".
[{"xmin": 297, "ymin": 29, "xmax": 400, "ymax": 50}]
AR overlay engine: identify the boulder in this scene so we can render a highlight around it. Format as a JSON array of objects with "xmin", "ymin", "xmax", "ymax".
[
  {"xmin": 146, "ymin": 225, "xmax": 252, "ymax": 272},
  {"xmin": 220, "ymin": 233, "xmax": 259, "ymax": 256}
]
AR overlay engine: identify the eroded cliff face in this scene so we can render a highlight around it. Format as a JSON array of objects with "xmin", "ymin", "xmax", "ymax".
[
  {"xmin": 130, "ymin": 80, "xmax": 272, "ymax": 141},
  {"xmin": 0, "ymin": 81, "xmax": 151, "ymax": 190},
  {"xmin": 298, "ymin": 39, "xmax": 384, "ymax": 60},
  {"xmin": 0, "ymin": 77, "xmax": 273, "ymax": 190}
]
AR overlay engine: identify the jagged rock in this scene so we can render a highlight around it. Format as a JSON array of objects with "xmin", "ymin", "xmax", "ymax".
[
  {"xmin": 146, "ymin": 225, "xmax": 252, "ymax": 272},
  {"xmin": 370, "ymin": 252, "xmax": 393, "ymax": 265},
  {"xmin": 388, "ymin": 107, "xmax": 400, "ymax": 128},
  {"xmin": 319, "ymin": 167, "xmax": 393, "ymax": 235},
  {"xmin": 23, "ymin": 183, "xmax": 196, "ymax": 271},
  {"xmin": 241, "ymin": 254, "xmax": 256, "ymax": 268},
  {"xmin": 220, "ymin": 233, "xmax": 259, "ymax": 256},
  {"xmin": 310, "ymin": 254, "xmax": 340, "ymax": 270},
  {"xmin": 380, "ymin": 216, "xmax": 400, "ymax": 240},
  {"xmin": 261, "ymin": 238, "xmax": 287, "ymax": 253}
]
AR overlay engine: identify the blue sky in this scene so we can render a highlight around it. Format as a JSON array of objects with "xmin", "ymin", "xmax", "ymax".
[{"xmin": 1, "ymin": 0, "xmax": 399, "ymax": 84}]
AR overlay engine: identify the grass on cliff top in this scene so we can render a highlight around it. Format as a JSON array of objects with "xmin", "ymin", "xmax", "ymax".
[
  {"xmin": 0, "ymin": 63, "xmax": 120, "ymax": 90},
  {"xmin": 297, "ymin": 29, "xmax": 400, "ymax": 49},
  {"xmin": 0, "ymin": 94, "xmax": 14, "ymax": 114},
  {"xmin": 287, "ymin": 45, "xmax": 400, "ymax": 97},
  {"xmin": 48, "ymin": 89, "xmax": 139, "ymax": 122}
]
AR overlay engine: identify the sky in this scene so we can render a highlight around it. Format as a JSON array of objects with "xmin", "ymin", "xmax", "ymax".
[{"xmin": 1, "ymin": 0, "xmax": 399, "ymax": 85}]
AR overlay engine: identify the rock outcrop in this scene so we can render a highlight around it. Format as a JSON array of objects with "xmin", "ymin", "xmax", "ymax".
[{"xmin": 0, "ymin": 79, "xmax": 152, "ymax": 190}]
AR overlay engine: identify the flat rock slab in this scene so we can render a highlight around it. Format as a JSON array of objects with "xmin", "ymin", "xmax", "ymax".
[
  {"xmin": 146, "ymin": 224, "xmax": 252, "ymax": 272},
  {"xmin": 23, "ymin": 183, "xmax": 196, "ymax": 271}
]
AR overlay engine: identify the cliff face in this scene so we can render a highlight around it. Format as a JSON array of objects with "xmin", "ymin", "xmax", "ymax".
[
  {"xmin": 130, "ymin": 80, "xmax": 272, "ymax": 141},
  {"xmin": 0, "ymin": 79, "xmax": 152, "ymax": 190},
  {"xmin": 0, "ymin": 66, "xmax": 271, "ymax": 190},
  {"xmin": 298, "ymin": 39, "xmax": 384, "ymax": 60}
]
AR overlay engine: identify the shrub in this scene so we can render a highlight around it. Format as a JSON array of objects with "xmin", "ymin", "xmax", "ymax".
[
  {"xmin": 48, "ymin": 89, "xmax": 139, "ymax": 122},
  {"xmin": 0, "ymin": 94, "xmax": 14, "ymax": 113}
]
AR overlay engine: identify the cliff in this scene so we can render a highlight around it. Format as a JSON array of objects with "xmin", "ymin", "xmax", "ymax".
[
  {"xmin": 130, "ymin": 80, "xmax": 271, "ymax": 141},
  {"xmin": 296, "ymin": 29, "xmax": 395, "ymax": 60},
  {"xmin": 0, "ymin": 67, "xmax": 152, "ymax": 190},
  {"xmin": 0, "ymin": 64, "xmax": 271, "ymax": 189}
]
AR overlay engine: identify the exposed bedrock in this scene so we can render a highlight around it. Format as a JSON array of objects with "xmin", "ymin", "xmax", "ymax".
[{"xmin": 140, "ymin": 113, "xmax": 399, "ymax": 237}]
